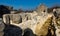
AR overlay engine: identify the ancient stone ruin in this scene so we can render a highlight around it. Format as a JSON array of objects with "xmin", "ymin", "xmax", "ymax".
[{"xmin": 0, "ymin": 4, "xmax": 60, "ymax": 36}]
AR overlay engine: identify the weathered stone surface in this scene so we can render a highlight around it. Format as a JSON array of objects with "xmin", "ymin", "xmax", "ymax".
[
  {"xmin": 3, "ymin": 14, "xmax": 10, "ymax": 24},
  {"xmin": 0, "ymin": 18, "xmax": 5, "ymax": 31},
  {"xmin": 56, "ymin": 29, "xmax": 60, "ymax": 36},
  {"xmin": 35, "ymin": 14, "xmax": 53, "ymax": 36},
  {"xmin": 3, "ymin": 12, "xmax": 37, "ymax": 24},
  {"xmin": 11, "ymin": 14, "xmax": 22, "ymax": 24},
  {"xmin": 0, "ymin": 18, "xmax": 5, "ymax": 36},
  {"xmin": 53, "ymin": 9, "xmax": 60, "ymax": 36},
  {"xmin": 36, "ymin": 4, "xmax": 47, "ymax": 15},
  {"xmin": 3, "ymin": 12, "xmax": 54, "ymax": 36},
  {"xmin": 53, "ymin": 17, "xmax": 60, "ymax": 36},
  {"xmin": 0, "ymin": 31, "xmax": 4, "ymax": 36},
  {"xmin": 3, "ymin": 14, "xmax": 22, "ymax": 24}
]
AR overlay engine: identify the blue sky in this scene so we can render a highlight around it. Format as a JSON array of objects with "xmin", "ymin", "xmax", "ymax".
[{"xmin": 0, "ymin": 0, "xmax": 60, "ymax": 10}]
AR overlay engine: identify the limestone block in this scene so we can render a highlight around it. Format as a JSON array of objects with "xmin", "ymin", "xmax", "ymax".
[
  {"xmin": 21, "ymin": 14, "xmax": 26, "ymax": 22},
  {"xmin": 3, "ymin": 14, "xmax": 10, "ymax": 24},
  {"xmin": 3, "ymin": 14, "xmax": 22, "ymax": 24},
  {"xmin": 11, "ymin": 14, "xmax": 22, "ymax": 24},
  {"xmin": 3, "ymin": 12, "xmax": 38, "ymax": 24},
  {"xmin": 35, "ymin": 14, "xmax": 52, "ymax": 36}
]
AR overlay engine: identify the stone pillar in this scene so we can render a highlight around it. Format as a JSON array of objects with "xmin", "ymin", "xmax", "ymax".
[
  {"xmin": 3, "ymin": 14, "xmax": 10, "ymax": 24},
  {"xmin": 21, "ymin": 14, "xmax": 25, "ymax": 22}
]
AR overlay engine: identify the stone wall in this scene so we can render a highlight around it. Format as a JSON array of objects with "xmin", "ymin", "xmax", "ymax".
[{"xmin": 3, "ymin": 12, "xmax": 37, "ymax": 24}]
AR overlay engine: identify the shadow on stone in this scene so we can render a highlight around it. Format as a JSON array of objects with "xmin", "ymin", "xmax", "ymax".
[
  {"xmin": 23, "ymin": 28, "xmax": 36, "ymax": 36},
  {"xmin": 3, "ymin": 24, "xmax": 22, "ymax": 36}
]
